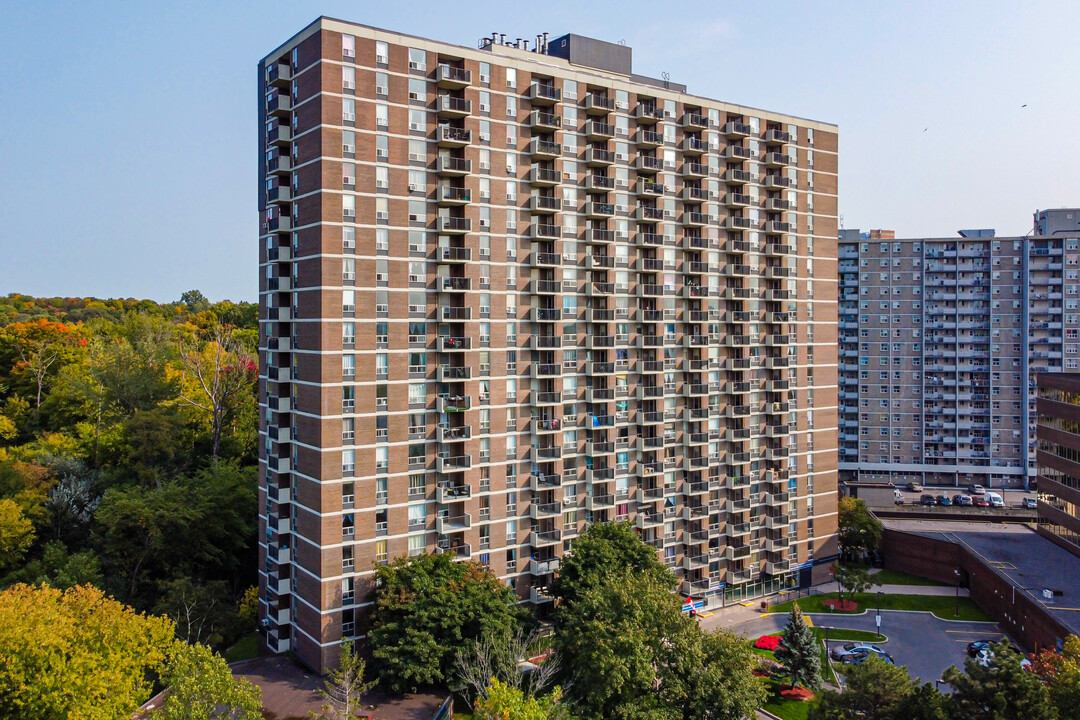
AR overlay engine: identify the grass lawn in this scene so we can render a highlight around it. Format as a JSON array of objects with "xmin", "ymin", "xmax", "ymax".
[
  {"xmin": 760, "ymin": 676, "xmax": 817, "ymax": 720},
  {"xmin": 838, "ymin": 561, "xmax": 946, "ymax": 587},
  {"xmin": 769, "ymin": 592, "xmax": 990, "ymax": 622},
  {"xmin": 223, "ymin": 632, "xmax": 259, "ymax": 663}
]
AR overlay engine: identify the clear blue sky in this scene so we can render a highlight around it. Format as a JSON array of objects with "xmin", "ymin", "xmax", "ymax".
[{"xmin": 2, "ymin": 0, "xmax": 1077, "ymax": 303}]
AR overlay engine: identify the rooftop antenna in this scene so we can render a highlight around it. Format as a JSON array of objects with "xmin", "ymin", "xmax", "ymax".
[
  {"xmin": 618, "ymin": 39, "xmax": 626, "ymax": 45},
  {"xmin": 661, "ymin": 71, "xmax": 670, "ymax": 89},
  {"xmin": 839, "ymin": 213, "xmax": 845, "ymax": 230}
]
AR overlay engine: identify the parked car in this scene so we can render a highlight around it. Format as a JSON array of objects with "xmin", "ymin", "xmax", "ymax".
[
  {"xmin": 967, "ymin": 640, "xmax": 993, "ymax": 657},
  {"xmin": 968, "ymin": 484, "xmax": 986, "ymax": 495},
  {"xmin": 953, "ymin": 494, "xmax": 973, "ymax": 507},
  {"xmin": 831, "ymin": 643, "xmax": 888, "ymax": 662},
  {"xmin": 906, "ymin": 481, "xmax": 923, "ymax": 492},
  {"xmin": 920, "ymin": 494, "xmax": 937, "ymax": 506},
  {"xmin": 894, "ymin": 489, "xmax": 905, "ymax": 505},
  {"xmin": 844, "ymin": 649, "xmax": 894, "ymax": 665},
  {"xmin": 1022, "ymin": 497, "xmax": 1038, "ymax": 510},
  {"xmin": 972, "ymin": 497, "xmax": 990, "ymax": 507},
  {"xmin": 985, "ymin": 491, "xmax": 1005, "ymax": 508},
  {"xmin": 936, "ymin": 494, "xmax": 952, "ymax": 506}
]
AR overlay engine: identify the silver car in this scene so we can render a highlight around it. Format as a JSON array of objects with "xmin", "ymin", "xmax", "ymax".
[{"xmin": 830, "ymin": 642, "xmax": 888, "ymax": 661}]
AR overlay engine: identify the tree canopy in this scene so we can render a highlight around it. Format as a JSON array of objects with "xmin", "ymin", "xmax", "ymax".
[
  {"xmin": 837, "ymin": 497, "xmax": 883, "ymax": 560},
  {"xmin": 552, "ymin": 524, "xmax": 765, "ymax": 720},
  {"xmin": 0, "ymin": 293, "xmax": 258, "ymax": 654},
  {"xmin": 774, "ymin": 603, "xmax": 822, "ymax": 690},
  {"xmin": 943, "ymin": 640, "xmax": 1057, "ymax": 720},
  {"xmin": 368, "ymin": 552, "xmax": 523, "ymax": 693},
  {"xmin": 0, "ymin": 582, "xmax": 175, "ymax": 720}
]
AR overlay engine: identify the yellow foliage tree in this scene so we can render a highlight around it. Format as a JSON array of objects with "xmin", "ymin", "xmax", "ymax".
[{"xmin": 0, "ymin": 583, "xmax": 175, "ymax": 720}]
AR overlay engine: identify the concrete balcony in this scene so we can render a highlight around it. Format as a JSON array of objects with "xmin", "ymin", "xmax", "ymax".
[
  {"xmin": 436, "ymin": 157, "xmax": 471, "ymax": 176},
  {"xmin": 436, "ymin": 126, "xmax": 471, "ymax": 148},
  {"xmin": 436, "ymin": 514, "xmax": 472, "ymax": 533},
  {"xmin": 436, "ymin": 63, "xmax": 471, "ymax": 88},
  {"xmin": 436, "ymin": 95, "xmax": 471, "ymax": 118}
]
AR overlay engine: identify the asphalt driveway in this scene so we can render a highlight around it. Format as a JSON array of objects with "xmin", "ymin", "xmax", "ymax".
[{"xmin": 724, "ymin": 609, "xmax": 1002, "ymax": 686}]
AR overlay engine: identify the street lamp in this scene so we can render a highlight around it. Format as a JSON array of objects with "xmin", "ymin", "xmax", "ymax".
[
  {"xmin": 876, "ymin": 590, "xmax": 883, "ymax": 639},
  {"xmin": 954, "ymin": 568, "xmax": 961, "ymax": 617}
]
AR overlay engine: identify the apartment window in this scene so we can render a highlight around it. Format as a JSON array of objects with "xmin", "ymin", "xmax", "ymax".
[
  {"xmin": 343, "ymin": 355, "xmax": 356, "ymax": 379},
  {"xmin": 409, "ymin": 109, "xmax": 426, "ymax": 133},
  {"xmin": 342, "ymin": 65, "xmax": 355, "ymax": 91},
  {"xmin": 343, "ymin": 322, "xmax": 356, "ymax": 346},
  {"xmin": 376, "ymin": 104, "xmax": 389, "ymax": 128},
  {"xmin": 408, "ymin": 473, "xmax": 426, "ymax": 499},
  {"xmin": 375, "ymin": 41, "xmax": 388, "ymax": 64},
  {"xmin": 408, "ymin": 503, "xmax": 426, "ymax": 528},
  {"xmin": 408, "ymin": 78, "xmax": 426, "ymax": 102},
  {"xmin": 341, "ymin": 98, "xmax": 356, "ymax": 124},
  {"xmin": 479, "ymin": 61, "xmax": 490, "ymax": 84},
  {"xmin": 342, "ymin": 34, "xmax": 355, "ymax": 57},
  {"xmin": 341, "ymin": 449, "xmax": 355, "ymax": 475},
  {"xmin": 375, "ymin": 354, "xmax": 388, "ymax": 377},
  {"xmin": 505, "ymin": 67, "xmax": 516, "ymax": 89},
  {"xmin": 342, "ymin": 289, "xmax": 355, "ymax": 314},
  {"xmin": 342, "ymin": 418, "xmax": 355, "ymax": 443},
  {"xmin": 408, "ymin": 47, "xmax": 426, "ymax": 70},
  {"xmin": 408, "ymin": 383, "xmax": 426, "ymax": 406},
  {"xmin": 375, "ymin": 447, "xmax": 388, "ymax": 471},
  {"xmin": 375, "ymin": 322, "xmax": 388, "ymax": 346}
]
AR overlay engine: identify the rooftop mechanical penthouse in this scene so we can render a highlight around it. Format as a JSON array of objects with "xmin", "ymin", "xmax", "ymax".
[{"xmin": 258, "ymin": 17, "xmax": 839, "ymax": 671}]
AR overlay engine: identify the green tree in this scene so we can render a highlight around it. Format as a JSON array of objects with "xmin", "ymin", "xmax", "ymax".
[
  {"xmin": 555, "ymin": 570, "xmax": 689, "ymax": 719},
  {"xmin": 811, "ymin": 653, "xmax": 914, "ymax": 720},
  {"xmin": 678, "ymin": 629, "xmax": 768, "ymax": 720},
  {"xmin": 943, "ymin": 640, "xmax": 1057, "ymax": 720},
  {"xmin": 153, "ymin": 640, "xmax": 262, "ymax": 720},
  {"xmin": 9, "ymin": 540, "xmax": 104, "ymax": 590},
  {"xmin": 368, "ymin": 552, "xmax": 521, "ymax": 693},
  {"xmin": 830, "ymin": 562, "xmax": 881, "ymax": 606},
  {"xmin": 180, "ymin": 290, "xmax": 211, "ymax": 314},
  {"xmin": 896, "ymin": 682, "xmax": 950, "ymax": 720},
  {"xmin": 0, "ymin": 583, "xmax": 175, "ymax": 720},
  {"xmin": 550, "ymin": 520, "xmax": 672, "ymax": 608},
  {"xmin": 837, "ymin": 497, "xmax": 883, "ymax": 561},
  {"xmin": 474, "ymin": 679, "xmax": 573, "ymax": 720},
  {"xmin": 312, "ymin": 641, "xmax": 377, "ymax": 720},
  {"xmin": 774, "ymin": 603, "xmax": 822, "ymax": 690}
]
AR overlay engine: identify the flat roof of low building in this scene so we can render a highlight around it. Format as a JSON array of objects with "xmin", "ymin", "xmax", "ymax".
[{"xmin": 882, "ymin": 519, "xmax": 1080, "ymax": 638}]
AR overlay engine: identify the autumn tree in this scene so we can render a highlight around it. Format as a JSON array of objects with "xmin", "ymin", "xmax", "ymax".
[
  {"xmin": 0, "ymin": 318, "xmax": 85, "ymax": 409},
  {"xmin": 153, "ymin": 640, "xmax": 262, "ymax": 720},
  {"xmin": 0, "ymin": 498, "xmax": 35, "ymax": 571},
  {"xmin": 176, "ymin": 323, "xmax": 257, "ymax": 458},
  {"xmin": 0, "ymin": 583, "xmax": 175, "ymax": 720},
  {"xmin": 774, "ymin": 603, "xmax": 822, "ymax": 691},
  {"xmin": 474, "ymin": 679, "xmax": 574, "ymax": 720},
  {"xmin": 1032, "ymin": 634, "xmax": 1080, "ymax": 720}
]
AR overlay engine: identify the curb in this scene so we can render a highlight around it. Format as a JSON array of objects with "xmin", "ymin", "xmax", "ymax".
[{"xmin": 769, "ymin": 608, "xmax": 997, "ymax": 624}]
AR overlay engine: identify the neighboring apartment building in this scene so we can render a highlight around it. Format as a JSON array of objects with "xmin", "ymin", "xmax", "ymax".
[
  {"xmin": 1035, "ymin": 372, "xmax": 1080, "ymax": 558},
  {"xmin": 258, "ymin": 17, "xmax": 839, "ymax": 671},
  {"xmin": 838, "ymin": 210, "xmax": 1080, "ymax": 489}
]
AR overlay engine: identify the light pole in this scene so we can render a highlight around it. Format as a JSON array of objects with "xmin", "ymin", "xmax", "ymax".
[
  {"xmin": 876, "ymin": 590, "xmax": 883, "ymax": 639},
  {"xmin": 954, "ymin": 568, "xmax": 961, "ymax": 617}
]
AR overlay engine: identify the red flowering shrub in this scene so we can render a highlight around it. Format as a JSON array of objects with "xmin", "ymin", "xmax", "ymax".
[{"xmin": 754, "ymin": 635, "xmax": 782, "ymax": 651}]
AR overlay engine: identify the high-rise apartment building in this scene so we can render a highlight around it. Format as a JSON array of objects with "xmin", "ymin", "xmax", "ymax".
[
  {"xmin": 839, "ymin": 212, "xmax": 1080, "ymax": 489},
  {"xmin": 1035, "ymin": 372, "xmax": 1080, "ymax": 558},
  {"xmin": 258, "ymin": 17, "xmax": 839, "ymax": 671}
]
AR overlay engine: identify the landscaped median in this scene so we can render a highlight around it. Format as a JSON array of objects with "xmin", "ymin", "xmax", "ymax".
[
  {"xmin": 768, "ymin": 591, "xmax": 990, "ymax": 622},
  {"xmin": 751, "ymin": 628, "xmax": 885, "ymax": 720}
]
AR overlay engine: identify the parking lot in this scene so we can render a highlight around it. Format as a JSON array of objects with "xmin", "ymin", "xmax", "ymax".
[
  {"xmin": 894, "ymin": 485, "xmax": 1035, "ymax": 509},
  {"xmin": 723, "ymin": 609, "xmax": 1004, "ymax": 687}
]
